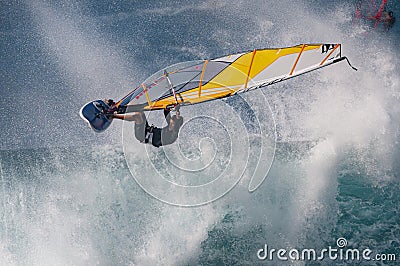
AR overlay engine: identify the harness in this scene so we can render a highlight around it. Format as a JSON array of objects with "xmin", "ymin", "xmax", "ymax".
[{"xmin": 144, "ymin": 125, "xmax": 154, "ymax": 144}]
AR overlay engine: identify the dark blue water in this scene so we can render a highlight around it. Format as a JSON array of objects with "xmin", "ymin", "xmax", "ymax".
[{"xmin": 1, "ymin": 0, "xmax": 400, "ymax": 265}]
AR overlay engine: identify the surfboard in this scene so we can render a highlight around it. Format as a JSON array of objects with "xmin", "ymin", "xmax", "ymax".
[{"xmin": 79, "ymin": 100, "xmax": 113, "ymax": 133}]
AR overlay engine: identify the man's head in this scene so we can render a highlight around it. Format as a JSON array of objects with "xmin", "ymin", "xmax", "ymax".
[{"xmin": 388, "ymin": 11, "xmax": 394, "ymax": 17}]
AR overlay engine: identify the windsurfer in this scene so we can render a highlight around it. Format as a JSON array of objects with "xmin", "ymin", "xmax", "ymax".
[
  {"xmin": 382, "ymin": 11, "xmax": 396, "ymax": 30},
  {"xmin": 357, "ymin": 0, "xmax": 396, "ymax": 30},
  {"xmin": 112, "ymin": 107, "xmax": 183, "ymax": 147}
]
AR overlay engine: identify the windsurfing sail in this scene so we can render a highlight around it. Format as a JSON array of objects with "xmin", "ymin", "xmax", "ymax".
[
  {"xmin": 354, "ymin": 0, "xmax": 388, "ymax": 28},
  {"xmin": 80, "ymin": 43, "xmax": 356, "ymax": 132},
  {"xmin": 116, "ymin": 43, "xmax": 353, "ymax": 113}
]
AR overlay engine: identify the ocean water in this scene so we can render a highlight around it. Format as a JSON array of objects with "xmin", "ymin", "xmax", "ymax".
[{"xmin": 1, "ymin": 0, "xmax": 400, "ymax": 265}]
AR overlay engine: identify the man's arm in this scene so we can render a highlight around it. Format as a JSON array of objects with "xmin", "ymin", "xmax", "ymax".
[
  {"xmin": 164, "ymin": 108, "xmax": 171, "ymax": 123},
  {"xmin": 176, "ymin": 110, "xmax": 181, "ymax": 119},
  {"xmin": 175, "ymin": 110, "xmax": 183, "ymax": 128}
]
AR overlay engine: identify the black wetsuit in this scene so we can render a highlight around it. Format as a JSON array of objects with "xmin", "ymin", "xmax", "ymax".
[
  {"xmin": 134, "ymin": 109, "xmax": 183, "ymax": 147},
  {"xmin": 385, "ymin": 16, "xmax": 395, "ymax": 30}
]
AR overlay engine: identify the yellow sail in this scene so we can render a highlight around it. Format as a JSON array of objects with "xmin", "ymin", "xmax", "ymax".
[{"xmin": 119, "ymin": 44, "xmax": 344, "ymax": 112}]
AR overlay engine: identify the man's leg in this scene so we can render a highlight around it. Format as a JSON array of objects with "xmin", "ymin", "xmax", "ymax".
[
  {"xmin": 113, "ymin": 112, "xmax": 144, "ymax": 123},
  {"xmin": 113, "ymin": 112, "xmax": 151, "ymax": 143},
  {"xmin": 134, "ymin": 112, "xmax": 148, "ymax": 143}
]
